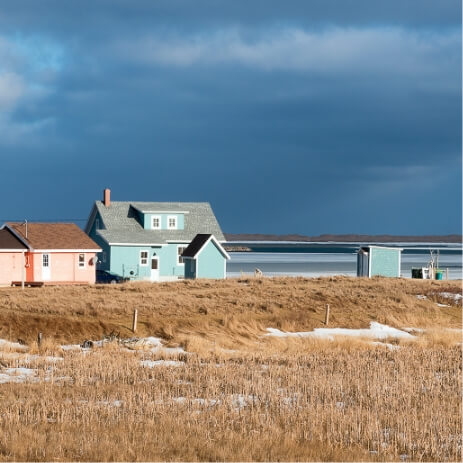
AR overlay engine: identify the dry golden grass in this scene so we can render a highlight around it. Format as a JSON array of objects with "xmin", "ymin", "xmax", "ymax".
[
  {"xmin": 0, "ymin": 276, "xmax": 461, "ymax": 347},
  {"xmin": 0, "ymin": 277, "xmax": 461, "ymax": 461},
  {"xmin": 0, "ymin": 343, "xmax": 460, "ymax": 461}
]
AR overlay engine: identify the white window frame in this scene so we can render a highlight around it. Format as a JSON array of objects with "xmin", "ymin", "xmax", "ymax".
[
  {"xmin": 78, "ymin": 253, "xmax": 86, "ymax": 268},
  {"xmin": 42, "ymin": 254, "xmax": 49, "ymax": 267},
  {"xmin": 167, "ymin": 215, "xmax": 177, "ymax": 230},
  {"xmin": 140, "ymin": 250, "xmax": 149, "ymax": 266},
  {"xmin": 151, "ymin": 215, "xmax": 161, "ymax": 230},
  {"xmin": 177, "ymin": 245, "xmax": 187, "ymax": 265}
]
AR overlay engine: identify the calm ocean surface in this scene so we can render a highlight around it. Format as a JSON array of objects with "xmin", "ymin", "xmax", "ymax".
[{"xmin": 226, "ymin": 243, "xmax": 462, "ymax": 280}]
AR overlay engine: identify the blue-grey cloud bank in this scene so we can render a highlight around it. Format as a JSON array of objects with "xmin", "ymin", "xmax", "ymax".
[{"xmin": 0, "ymin": 0, "xmax": 461, "ymax": 235}]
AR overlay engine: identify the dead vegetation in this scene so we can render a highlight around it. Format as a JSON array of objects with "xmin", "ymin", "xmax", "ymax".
[
  {"xmin": 0, "ymin": 277, "xmax": 461, "ymax": 461},
  {"xmin": 0, "ymin": 276, "xmax": 460, "ymax": 347},
  {"xmin": 0, "ymin": 342, "xmax": 460, "ymax": 461}
]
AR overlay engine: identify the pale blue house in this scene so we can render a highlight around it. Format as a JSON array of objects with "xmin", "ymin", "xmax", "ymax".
[{"xmin": 85, "ymin": 189, "xmax": 228, "ymax": 281}]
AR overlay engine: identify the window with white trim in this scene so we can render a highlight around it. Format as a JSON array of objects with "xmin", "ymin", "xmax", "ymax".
[
  {"xmin": 78, "ymin": 253, "xmax": 85, "ymax": 268},
  {"xmin": 167, "ymin": 216, "xmax": 177, "ymax": 229},
  {"xmin": 42, "ymin": 254, "xmax": 49, "ymax": 267},
  {"xmin": 140, "ymin": 251, "xmax": 149, "ymax": 266},
  {"xmin": 151, "ymin": 215, "xmax": 161, "ymax": 229},
  {"xmin": 177, "ymin": 246, "xmax": 187, "ymax": 265}
]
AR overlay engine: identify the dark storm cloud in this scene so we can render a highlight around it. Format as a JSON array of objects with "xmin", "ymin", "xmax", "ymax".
[{"xmin": 0, "ymin": 1, "xmax": 460, "ymax": 234}]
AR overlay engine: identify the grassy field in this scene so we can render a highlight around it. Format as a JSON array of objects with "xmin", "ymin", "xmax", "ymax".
[{"xmin": 0, "ymin": 277, "xmax": 461, "ymax": 461}]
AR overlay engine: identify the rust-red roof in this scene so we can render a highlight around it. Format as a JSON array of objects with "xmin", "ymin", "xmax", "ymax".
[{"xmin": 7, "ymin": 223, "xmax": 101, "ymax": 250}]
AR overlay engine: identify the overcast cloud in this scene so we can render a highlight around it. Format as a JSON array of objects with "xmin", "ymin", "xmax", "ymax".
[{"xmin": 0, "ymin": 1, "xmax": 460, "ymax": 235}]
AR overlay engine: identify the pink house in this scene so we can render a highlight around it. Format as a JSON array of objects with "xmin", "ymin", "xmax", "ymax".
[{"xmin": 0, "ymin": 223, "xmax": 101, "ymax": 286}]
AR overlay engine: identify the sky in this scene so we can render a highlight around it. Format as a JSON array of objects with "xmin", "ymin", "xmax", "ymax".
[{"xmin": 0, "ymin": 0, "xmax": 461, "ymax": 235}]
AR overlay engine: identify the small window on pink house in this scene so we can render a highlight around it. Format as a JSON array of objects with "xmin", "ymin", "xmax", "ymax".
[{"xmin": 78, "ymin": 254, "xmax": 85, "ymax": 268}]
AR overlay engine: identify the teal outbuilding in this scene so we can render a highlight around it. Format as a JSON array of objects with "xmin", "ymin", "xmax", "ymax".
[
  {"xmin": 357, "ymin": 245, "xmax": 402, "ymax": 278},
  {"xmin": 85, "ymin": 189, "xmax": 227, "ymax": 281},
  {"xmin": 182, "ymin": 234, "xmax": 230, "ymax": 279}
]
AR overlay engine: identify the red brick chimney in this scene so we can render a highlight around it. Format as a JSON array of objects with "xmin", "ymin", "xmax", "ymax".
[{"xmin": 103, "ymin": 188, "xmax": 111, "ymax": 207}]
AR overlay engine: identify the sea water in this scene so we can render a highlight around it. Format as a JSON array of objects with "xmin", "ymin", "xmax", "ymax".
[{"xmin": 226, "ymin": 243, "xmax": 462, "ymax": 279}]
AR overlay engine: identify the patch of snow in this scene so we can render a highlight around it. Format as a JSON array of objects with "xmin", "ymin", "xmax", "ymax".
[
  {"xmin": 95, "ymin": 400, "xmax": 123, "ymax": 408},
  {"xmin": 0, "ymin": 367, "xmax": 38, "ymax": 384},
  {"xmin": 230, "ymin": 394, "xmax": 258, "ymax": 409},
  {"xmin": 60, "ymin": 344, "xmax": 81, "ymax": 351},
  {"xmin": 0, "ymin": 352, "xmax": 63, "ymax": 363},
  {"xmin": 61, "ymin": 336, "xmax": 186, "ymax": 355},
  {"xmin": 438, "ymin": 292, "xmax": 462, "ymax": 301},
  {"xmin": 266, "ymin": 322, "xmax": 414, "ymax": 340},
  {"xmin": 436, "ymin": 303, "xmax": 450, "ymax": 308},
  {"xmin": 140, "ymin": 359, "xmax": 184, "ymax": 368},
  {"xmin": 0, "ymin": 339, "xmax": 27, "ymax": 351},
  {"xmin": 416, "ymin": 295, "xmax": 427, "ymax": 300},
  {"xmin": 402, "ymin": 327, "xmax": 424, "ymax": 333},
  {"xmin": 371, "ymin": 341, "xmax": 400, "ymax": 351}
]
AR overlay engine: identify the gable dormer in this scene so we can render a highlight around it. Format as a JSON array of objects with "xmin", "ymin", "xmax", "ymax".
[{"xmin": 131, "ymin": 206, "xmax": 187, "ymax": 231}]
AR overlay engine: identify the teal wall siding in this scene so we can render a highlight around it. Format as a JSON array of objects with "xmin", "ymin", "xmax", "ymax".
[
  {"xmin": 142, "ymin": 213, "xmax": 184, "ymax": 230},
  {"xmin": 109, "ymin": 243, "xmax": 188, "ymax": 279},
  {"xmin": 370, "ymin": 248, "xmax": 401, "ymax": 277},
  {"xmin": 197, "ymin": 240, "xmax": 226, "ymax": 279}
]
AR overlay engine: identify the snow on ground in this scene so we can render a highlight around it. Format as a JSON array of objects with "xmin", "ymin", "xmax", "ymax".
[
  {"xmin": 0, "ymin": 367, "xmax": 37, "ymax": 384},
  {"xmin": 402, "ymin": 327, "xmax": 424, "ymax": 333},
  {"xmin": 0, "ymin": 339, "xmax": 27, "ymax": 351},
  {"xmin": 416, "ymin": 292, "xmax": 462, "ymax": 304},
  {"xmin": 0, "ymin": 352, "xmax": 63, "ymax": 363},
  {"xmin": 266, "ymin": 322, "xmax": 414, "ymax": 341},
  {"xmin": 371, "ymin": 341, "xmax": 400, "ymax": 351},
  {"xmin": 126, "ymin": 337, "xmax": 186, "ymax": 354},
  {"xmin": 60, "ymin": 336, "xmax": 186, "ymax": 355},
  {"xmin": 439, "ymin": 292, "xmax": 462, "ymax": 301},
  {"xmin": 140, "ymin": 359, "xmax": 184, "ymax": 368}
]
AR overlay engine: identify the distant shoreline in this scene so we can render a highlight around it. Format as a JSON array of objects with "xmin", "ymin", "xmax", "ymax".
[{"xmin": 225, "ymin": 233, "xmax": 462, "ymax": 244}]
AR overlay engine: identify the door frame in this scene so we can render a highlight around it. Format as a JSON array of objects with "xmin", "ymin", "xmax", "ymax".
[{"xmin": 42, "ymin": 253, "xmax": 50, "ymax": 281}]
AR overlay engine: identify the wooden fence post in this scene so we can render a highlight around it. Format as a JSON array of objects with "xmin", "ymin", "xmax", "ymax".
[
  {"xmin": 446, "ymin": 268, "xmax": 449, "ymax": 280},
  {"xmin": 325, "ymin": 304, "xmax": 330, "ymax": 326},
  {"xmin": 132, "ymin": 309, "xmax": 138, "ymax": 333},
  {"xmin": 37, "ymin": 332, "xmax": 42, "ymax": 347}
]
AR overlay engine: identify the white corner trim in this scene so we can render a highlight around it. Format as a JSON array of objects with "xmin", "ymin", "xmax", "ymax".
[
  {"xmin": 367, "ymin": 245, "xmax": 404, "ymax": 251},
  {"xmin": 195, "ymin": 235, "xmax": 231, "ymax": 260},
  {"xmin": 137, "ymin": 210, "xmax": 190, "ymax": 214},
  {"xmin": 33, "ymin": 249, "xmax": 102, "ymax": 253},
  {"xmin": 108, "ymin": 243, "xmax": 165, "ymax": 247},
  {"xmin": 0, "ymin": 249, "xmax": 28, "ymax": 252}
]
